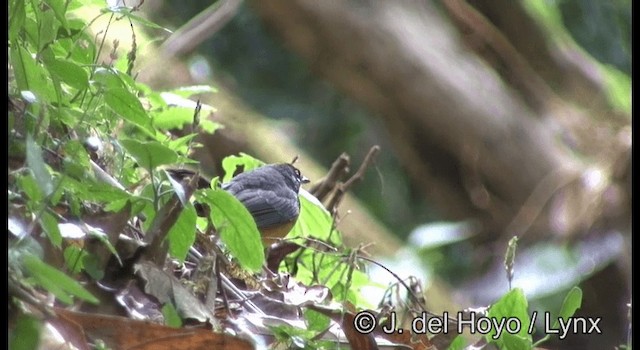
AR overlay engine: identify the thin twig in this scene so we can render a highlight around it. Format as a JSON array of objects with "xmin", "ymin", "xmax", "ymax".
[
  {"xmin": 309, "ymin": 153, "xmax": 350, "ymax": 202},
  {"xmin": 327, "ymin": 145, "xmax": 380, "ymax": 211}
]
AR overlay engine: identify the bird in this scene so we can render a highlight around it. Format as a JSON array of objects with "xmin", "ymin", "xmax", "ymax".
[{"xmin": 222, "ymin": 163, "xmax": 309, "ymax": 244}]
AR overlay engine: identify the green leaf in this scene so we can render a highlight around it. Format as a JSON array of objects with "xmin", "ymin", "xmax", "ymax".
[
  {"xmin": 62, "ymin": 140, "xmax": 92, "ymax": 179},
  {"xmin": 9, "ymin": 0, "xmax": 26, "ymax": 41},
  {"xmin": 486, "ymin": 288, "xmax": 532, "ymax": 348},
  {"xmin": 9, "ymin": 314, "xmax": 42, "ymax": 350},
  {"xmin": 168, "ymin": 85, "xmax": 217, "ymax": 98},
  {"xmin": 199, "ymin": 119, "xmax": 223, "ymax": 134},
  {"xmin": 63, "ymin": 245, "xmax": 87, "ymax": 274},
  {"xmin": 290, "ymin": 191, "xmax": 339, "ymax": 244},
  {"xmin": 162, "ymin": 303, "xmax": 183, "ymax": 328},
  {"xmin": 499, "ymin": 332, "xmax": 531, "ymax": 350},
  {"xmin": 43, "ymin": 0, "xmax": 69, "ymax": 31},
  {"xmin": 553, "ymin": 287, "xmax": 583, "ymax": 329},
  {"xmin": 167, "ymin": 205, "xmax": 197, "ymax": 262},
  {"xmin": 26, "ymin": 134, "xmax": 54, "ymax": 196},
  {"xmin": 602, "ymin": 65, "xmax": 631, "ymax": 113},
  {"xmin": 119, "ymin": 139, "xmax": 178, "ymax": 171},
  {"xmin": 221, "ymin": 153, "xmax": 265, "ymax": 183},
  {"xmin": 44, "ymin": 58, "xmax": 89, "ymax": 90},
  {"xmin": 101, "ymin": 7, "xmax": 171, "ymax": 32},
  {"xmin": 92, "ymin": 67, "xmax": 126, "ymax": 90},
  {"xmin": 104, "ymin": 87, "xmax": 153, "ymax": 134},
  {"xmin": 37, "ymin": 5, "xmax": 59, "ymax": 53},
  {"xmin": 304, "ymin": 308, "xmax": 330, "ymax": 333},
  {"xmin": 196, "ymin": 189, "xmax": 264, "ymax": 272},
  {"xmin": 18, "ymin": 173, "xmax": 44, "ymax": 204},
  {"xmin": 166, "ymin": 133, "xmax": 199, "ymax": 155},
  {"xmin": 23, "ymin": 255, "xmax": 99, "ymax": 305},
  {"xmin": 155, "ymin": 92, "xmax": 221, "ymax": 134},
  {"xmin": 10, "ymin": 43, "xmax": 55, "ymax": 102},
  {"xmin": 83, "ymin": 183, "xmax": 132, "ymax": 203},
  {"xmin": 152, "ymin": 106, "xmax": 199, "ymax": 130},
  {"xmin": 39, "ymin": 211, "xmax": 62, "ymax": 247},
  {"xmin": 8, "ymin": 236, "xmax": 44, "ymax": 275},
  {"xmin": 446, "ymin": 335, "xmax": 467, "ymax": 350}
]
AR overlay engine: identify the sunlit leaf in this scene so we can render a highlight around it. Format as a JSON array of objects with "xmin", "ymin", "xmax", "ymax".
[
  {"xmin": 221, "ymin": 153, "xmax": 265, "ymax": 183},
  {"xmin": 196, "ymin": 189, "xmax": 264, "ymax": 272},
  {"xmin": 9, "ymin": 0, "xmax": 26, "ymax": 41},
  {"xmin": 45, "ymin": 58, "xmax": 89, "ymax": 90},
  {"xmin": 101, "ymin": 7, "xmax": 171, "ymax": 32},
  {"xmin": 486, "ymin": 288, "xmax": 532, "ymax": 349},
  {"xmin": 119, "ymin": 139, "xmax": 178, "ymax": 171},
  {"xmin": 104, "ymin": 87, "xmax": 153, "ymax": 133}
]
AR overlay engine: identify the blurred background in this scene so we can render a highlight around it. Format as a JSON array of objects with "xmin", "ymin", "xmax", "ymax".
[{"xmin": 124, "ymin": 1, "xmax": 630, "ymax": 349}]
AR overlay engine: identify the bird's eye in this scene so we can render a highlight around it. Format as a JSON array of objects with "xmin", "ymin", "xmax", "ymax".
[{"xmin": 294, "ymin": 168, "xmax": 301, "ymax": 178}]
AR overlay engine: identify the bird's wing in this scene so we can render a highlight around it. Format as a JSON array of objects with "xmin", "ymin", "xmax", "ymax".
[{"xmin": 232, "ymin": 188, "xmax": 300, "ymax": 228}]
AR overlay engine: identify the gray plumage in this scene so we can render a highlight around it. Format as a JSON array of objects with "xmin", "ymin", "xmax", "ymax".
[{"xmin": 222, "ymin": 164, "xmax": 307, "ymax": 229}]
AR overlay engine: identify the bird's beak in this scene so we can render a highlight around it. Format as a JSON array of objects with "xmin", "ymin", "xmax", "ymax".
[{"xmin": 301, "ymin": 175, "xmax": 310, "ymax": 184}]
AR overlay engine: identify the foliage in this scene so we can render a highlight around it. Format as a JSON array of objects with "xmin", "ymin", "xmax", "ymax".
[
  {"xmin": 8, "ymin": 0, "xmax": 221, "ymax": 310},
  {"xmin": 7, "ymin": 1, "xmax": 590, "ymax": 349},
  {"xmin": 8, "ymin": 2, "xmax": 380, "ymax": 347}
]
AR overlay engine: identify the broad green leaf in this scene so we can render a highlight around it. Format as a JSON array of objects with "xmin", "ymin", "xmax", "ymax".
[
  {"xmin": 8, "ymin": 235, "xmax": 44, "ymax": 274},
  {"xmin": 499, "ymin": 332, "xmax": 531, "ymax": 350},
  {"xmin": 290, "ymin": 191, "xmax": 339, "ymax": 244},
  {"xmin": 304, "ymin": 309, "xmax": 330, "ymax": 333},
  {"xmin": 169, "ymin": 85, "xmax": 217, "ymax": 98},
  {"xmin": 83, "ymin": 183, "xmax": 132, "ymax": 203},
  {"xmin": 9, "ymin": 314, "xmax": 41, "ymax": 350},
  {"xmin": 162, "ymin": 303, "xmax": 183, "ymax": 328},
  {"xmin": 199, "ymin": 119, "xmax": 223, "ymax": 134},
  {"xmin": 104, "ymin": 87, "xmax": 153, "ymax": 133},
  {"xmin": 18, "ymin": 173, "xmax": 44, "ymax": 203},
  {"xmin": 167, "ymin": 205, "xmax": 197, "ymax": 262},
  {"xmin": 119, "ymin": 139, "xmax": 178, "ymax": 171},
  {"xmin": 446, "ymin": 335, "xmax": 467, "ymax": 350},
  {"xmin": 37, "ymin": 5, "xmax": 59, "ymax": 53},
  {"xmin": 152, "ymin": 106, "xmax": 199, "ymax": 130},
  {"xmin": 196, "ymin": 189, "xmax": 264, "ymax": 272},
  {"xmin": 9, "ymin": 0, "xmax": 26, "ymax": 41},
  {"xmin": 486, "ymin": 288, "xmax": 532, "ymax": 348},
  {"xmin": 43, "ymin": 0, "xmax": 69, "ymax": 31},
  {"xmin": 62, "ymin": 140, "xmax": 91, "ymax": 179},
  {"xmin": 553, "ymin": 287, "xmax": 583, "ymax": 329},
  {"xmin": 22, "ymin": 17, "xmax": 39, "ymax": 48},
  {"xmin": 92, "ymin": 68, "xmax": 127, "ymax": 91},
  {"xmin": 55, "ymin": 106, "xmax": 84, "ymax": 128},
  {"xmin": 602, "ymin": 65, "xmax": 631, "ymax": 113},
  {"xmin": 26, "ymin": 134, "xmax": 54, "ymax": 196},
  {"xmin": 101, "ymin": 7, "xmax": 171, "ymax": 32},
  {"xmin": 45, "ymin": 59, "xmax": 89, "ymax": 90},
  {"xmin": 10, "ymin": 43, "xmax": 55, "ymax": 101},
  {"xmin": 23, "ymin": 255, "xmax": 99, "ymax": 304},
  {"xmin": 156, "ymin": 92, "xmax": 221, "ymax": 134},
  {"xmin": 166, "ymin": 133, "xmax": 199, "ymax": 155},
  {"xmin": 221, "ymin": 153, "xmax": 265, "ymax": 183},
  {"xmin": 39, "ymin": 211, "xmax": 62, "ymax": 247},
  {"xmin": 63, "ymin": 246, "xmax": 87, "ymax": 274}
]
